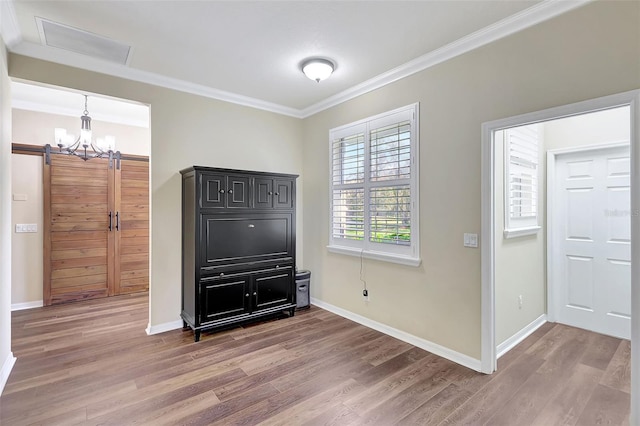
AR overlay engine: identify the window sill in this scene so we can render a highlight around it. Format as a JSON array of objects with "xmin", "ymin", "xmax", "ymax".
[
  {"xmin": 327, "ymin": 245, "xmax": 421, "ymax": 267},
  {"xmin": 503, "ymin": 226, "xmax": 541, "ymax": 239}
]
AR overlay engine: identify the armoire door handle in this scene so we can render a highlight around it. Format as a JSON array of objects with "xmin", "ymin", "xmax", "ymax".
[
  {"xmin": 115, "ymin": 212, "xmax": 120, "ymax": 231},
  {"xmin": 108, "ymin": 211, "xmax": 112, "ymax": 231}
]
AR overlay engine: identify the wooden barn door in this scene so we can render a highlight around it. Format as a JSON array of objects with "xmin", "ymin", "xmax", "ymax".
[
  {"xmin": 115, "ymin": 159, "xmax": 150, "ymax": 295},
  {"xmin": 43, "ymin": 153, "xmax": 149, "ymax": 305},
  {"xmin": 44, "ymin": 154, "xmax": 113, "ymax": 305}
]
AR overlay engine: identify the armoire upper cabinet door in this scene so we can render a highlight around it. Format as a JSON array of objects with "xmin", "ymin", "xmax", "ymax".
[
  {"xmin": 227, "ymin": 176, "xmax": 251, "ymax": 209},
  {"xmin": 274, "ymin": 179, "xmax": 294, "ymax": 209},
  {"xmin": 254, "ymin": 178, "xmax": 274, "ymax": 209},
  {"xmin": 200, "ymin": 173, "xmax": 226, "ymax": 208},
  {"xmin": 200, "ymin": 173, "xmax": 251, "ymax": 209}
]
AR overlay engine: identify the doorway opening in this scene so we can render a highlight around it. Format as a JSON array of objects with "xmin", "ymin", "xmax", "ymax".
[
  {"xmin": 494, "ymin": 106, "xmax": 630, "ymax": 355},
  {"xmin": 480, "ymin": 90, "xmax": 639, "ymax": 421},
  {"xmin": 9, "ymin": 80, "xmax": 151, "ymax": 311}
]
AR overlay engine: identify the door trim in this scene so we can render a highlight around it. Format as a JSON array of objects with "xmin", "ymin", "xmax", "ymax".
[
  {"xmin": 546, "ymin": 141, "xmax": 630, "ymax": 325},
  {"xmin": 480, "ymin": 88, "xmax": 640, "ymax": 426}
]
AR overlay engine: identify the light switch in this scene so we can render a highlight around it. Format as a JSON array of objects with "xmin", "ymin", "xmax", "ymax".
[
  {"xmin": 464, "ymin": 233, "xmax": 478, "ymax": 248},
  {"xmin": 13, "ymin": 194, "xmax": 27, "ymax": 201},
  {"xmin": 15, "ymin": 224, "xmax": 38, "ymax": 233}
]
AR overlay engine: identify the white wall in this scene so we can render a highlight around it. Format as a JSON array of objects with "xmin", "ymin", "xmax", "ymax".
[
  {"xmin": 301, "ymin": 1, "xmax": 640, "ymax": 360},
  {"xmin": 0, "ymin": 37, "xmax": 16, "ymax": 395},
  {"xmin": 8, "ymin": 54, "xmax": 305, "ymax": 331},
  {"xmin": 544, "ymin": 106, "xmax": 630, "ymax": 151},
  {"xmin": 494, "ymin": 127, "xmax": 546, "ymax": 348},
  {"xmin": 10, "ymin": 108, "xmax": 151, "ymax": 307},
  {"xmin": 10, "ymin": 154, "xmax": 43, "ymax": 307}
]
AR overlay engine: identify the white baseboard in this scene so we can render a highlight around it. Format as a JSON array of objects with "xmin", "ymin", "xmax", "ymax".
[
  {"xmin": 496, "ymin": 314, "xmax": 547, "ymax": 359},
  {"xmin": 145, "ymin": 319, "xmax": 183, "ymax": 335},
  {"xmin": 1, "ymin": 352, "xmax": 16, "ymax": 396},
  {"xmin": 310, "ymin": 297, "xmax": 482, "ymax": 372},
  {"xmin": 11, "ymin": 300, "xmax": 44, "ymax": 311}
]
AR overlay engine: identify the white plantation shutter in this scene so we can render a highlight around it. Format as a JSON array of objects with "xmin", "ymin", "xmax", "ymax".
[
  {"xmin": 369, "ymin": 185, "xmax": 411, "ymax": 245},
  {"xmin": 504, "ymin": 124, "xmax": 541, "ymax": 237},
  {"xmin": 369, "ymin": 120, "xmax": 412, "ymax": 245},
  {"xmin": 370, "ymin": 121, "xmax": 411, "ymax": 181},
  {"xmin": 329, "ymin": 104, "xmax": 420, "ymax": 264},
  {"xmin": 332, "ymin": 132, "xmax": 364, "ymax": 185},
  {"xmin": 331, "ymin": 130, "xmax": 365, "ymax": 243},
  {"xmin": 332, "ymin": 188, "xmax": 364, "ymax": 241}
]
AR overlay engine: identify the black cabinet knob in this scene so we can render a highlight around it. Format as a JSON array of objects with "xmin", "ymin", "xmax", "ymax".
[
  {"xmin": 228, "ymin": 189, "xmax": 233, "ymax": 194},
  {"xmin": 219, "ymin": 272, "xmax": 224, "ymax": 276},
  {"xmin": 219, "ymin": 189, "xmax": 225, "ymax": 194},
  {"xmin": 245, "ymin": 293, "xmax": 250, "ymax": 297},
  {"xmin": 274, "ymin": 192, "xmax": 279, "ymax": 196},
  {"xmin": 253, "ymin": 292, "xmax": 257, "ymax": 296},
  {"xmin": 268, "ymin": 191, "xmax": 273, "ymax": 195}
]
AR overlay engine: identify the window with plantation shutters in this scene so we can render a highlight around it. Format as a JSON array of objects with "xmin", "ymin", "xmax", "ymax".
[
  {"xmin": 329, "ymin": 104, "xmax": 420, "ymax": 266},
  {"xmin": 504, "ymin": 124, "xmax": 541, "ymax": 238}
]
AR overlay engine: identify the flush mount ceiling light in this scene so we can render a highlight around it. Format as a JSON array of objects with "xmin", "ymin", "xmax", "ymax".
[{"xmin": 301, "ymin": 58, "xmax": 335, "ymax": 83}]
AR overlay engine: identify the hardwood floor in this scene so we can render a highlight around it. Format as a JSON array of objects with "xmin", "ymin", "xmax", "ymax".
[{"xmin": 0, "ymin": 292, "xmax": 630, "ymax": 425}]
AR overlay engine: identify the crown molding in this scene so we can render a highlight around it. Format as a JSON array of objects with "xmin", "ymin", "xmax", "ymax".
[
  {"xmin": 299, "ymin": 0, "xmax": 593, "ymax": 118},
  {"xmin": 10, "ymin": 41, "xmax": 303, "ymax": 118},
  {"xmin": 7, "ymin": 0, "xmax": 591, "ymax": 120},
  {"xmin": 0, "ymin": 0, "xmax": 21, "ymax": 48}
]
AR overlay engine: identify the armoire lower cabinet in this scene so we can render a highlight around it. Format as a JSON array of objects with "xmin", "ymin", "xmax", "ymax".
[{"xmin": 181, "ymin": 166, "xmax": 298, "ymax": 342}]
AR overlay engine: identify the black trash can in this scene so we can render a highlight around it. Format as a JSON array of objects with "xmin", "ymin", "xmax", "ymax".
[{"xmin": 295, "ymin": 270, "xmax": 311, "ymax": 310}]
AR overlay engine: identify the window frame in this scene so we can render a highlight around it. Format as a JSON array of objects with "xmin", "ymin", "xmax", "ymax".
[
  {"xmin": 503, "ymin": 124, "xmax": 542, "ymax": 238},
  {"xmin": 328, "ymin": 103, "xmax": 420, "ymax": 266}
]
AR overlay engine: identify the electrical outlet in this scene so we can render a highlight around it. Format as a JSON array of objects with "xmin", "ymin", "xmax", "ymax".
[
  {"xmin": 518, "ymin": 295, "xmax": 523, "ymax": 309},
  {"xmin": 362, "ymin": 289, "xmax": 370, "ymax": 302}
]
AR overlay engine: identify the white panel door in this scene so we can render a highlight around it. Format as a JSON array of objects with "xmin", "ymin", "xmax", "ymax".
[{"xmin": 554, "ymin": 145, "xmax": 631, "ymax": 339}]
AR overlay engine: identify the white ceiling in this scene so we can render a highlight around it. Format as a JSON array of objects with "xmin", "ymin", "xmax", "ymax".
[{"xmin": 2, "ymin": 1, "xmax": 589, "ymax": 118}]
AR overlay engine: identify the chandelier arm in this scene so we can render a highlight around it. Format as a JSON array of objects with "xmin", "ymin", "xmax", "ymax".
[
  {"xmin": 59, "ymin": 134, "xmax": 82, "ymax": 155},
  {"xmin": 89, "ymin": 140, "xmax": 107, "ymax": 156}
]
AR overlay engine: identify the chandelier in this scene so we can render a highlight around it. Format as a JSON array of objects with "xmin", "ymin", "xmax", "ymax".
[{"xmin": 54, "ymin": 95, "xmax": 116, "ymax": 161}]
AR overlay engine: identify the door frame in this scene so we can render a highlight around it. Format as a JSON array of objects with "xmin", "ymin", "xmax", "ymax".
[
  {"xmin": 547, "ymin": 141, "xmax": 630, "ymax": 328},
  {"xmin": 480, "ymin": 89, "xmax": 640, "ymax": 423}
]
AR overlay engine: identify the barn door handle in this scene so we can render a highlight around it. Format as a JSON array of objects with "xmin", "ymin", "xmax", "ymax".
[
  {"xmin": 108, "ymin": 211, "xmax": 113, "ymax": 231},
  {"xmin": 115, "ymin": 212, "xmax": 120, "ymax": 231}
]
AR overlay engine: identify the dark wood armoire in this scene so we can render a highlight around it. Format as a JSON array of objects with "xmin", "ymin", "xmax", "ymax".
[{"xmin": 180, "ymin": 166, "xmax": 297, "ymax": 341}]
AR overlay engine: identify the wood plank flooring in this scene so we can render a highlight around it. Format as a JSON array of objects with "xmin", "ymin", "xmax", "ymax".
[{"xmin": 0, "ymin": 292, "xmax": 630, "ymax": 425}]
